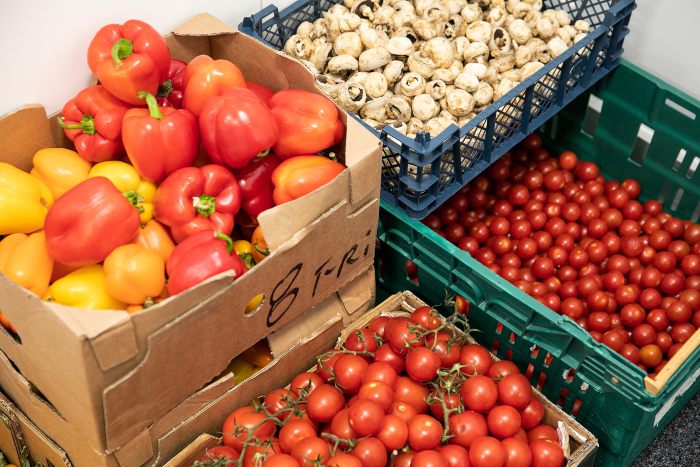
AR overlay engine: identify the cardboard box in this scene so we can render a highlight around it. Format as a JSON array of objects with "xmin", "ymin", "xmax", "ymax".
[
  {"xmin": 0, "ymin": 267, "xmax": 376, "ymax": 466},
  {"xmin": 0, "ymin": 12, "xmax": 380, "ymax": 461},
  {"xmin": 166, "ymin": 291, "xmax": 599, "ymax": 467}
]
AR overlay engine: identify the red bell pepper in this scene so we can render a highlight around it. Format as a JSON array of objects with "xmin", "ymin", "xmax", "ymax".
[
  {"xmin": 199, "ymin": 88, "xmax": 278, "ymax": 169},
  {"xmin": 269, "ymin": 89, "xmax": 345, "ymax": 159},
  {"xmin": 87, "ymin": 19, "xmax": 171, "ymax": 104},
  {"xmin": 58, "ymin": 85, "xmax": 130, "ymax": 162},
  {"xmin": 156, "ymin": 59, "xmax": 187, "ymax": 108},
  {"xmin": 166, "ymin": 230, "xmax": 246, "ymax": 296},
  {"xmin": 122, "ymin": 92, "xmax": 199, "ymax": 183},
  {"xmin": 154, "ymin": 165, "xmax": 242, "ymax": 243},
  {"xmin": 182, "ymin": 55, "xmax": 246, "ymax": 117},
  {"xmin": 272, "ymin": 155, "xmax": 345, "ymax": 205},
  {"xmin": 44, "ymin": 177, "xmax": 141, "ymax": 266},
  {"xmin": 234, "ymin": 155, "xmax": 281, "ymax": 219},
  {"xmin": 246, "ymin": 81, "xmax": 274, "ymax": 106}
]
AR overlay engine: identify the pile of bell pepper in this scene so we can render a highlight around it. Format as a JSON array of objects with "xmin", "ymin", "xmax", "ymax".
[{"xmin": 0, "ymin": 19, "xmax": 347, "ymax": 329}]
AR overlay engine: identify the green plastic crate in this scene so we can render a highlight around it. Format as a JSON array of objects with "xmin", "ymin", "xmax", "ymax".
[{"xmin": 376, "ymin": 60, "xmax": 700, "ymax": 467}]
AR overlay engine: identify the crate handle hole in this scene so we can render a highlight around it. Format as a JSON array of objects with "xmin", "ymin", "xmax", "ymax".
[
  {"xmin": 543, "ymin": 352, "xmax": 554, "ymax": 367},
  {"xmin": 629, "ymin": 124, "xmax": 654, "ymax": 166},
  {"xmin": 673, "ymin": 149, "xmax": 687, "ymax": 171},
  {"xmin": 665, "ymin": 98, "xmax": 697, "ymax": 121},
  {"xmin": 691, "ymin": 200, "xmax": 700, "ymax": 223},
  {"xmin": 537, "ymin": 372, "xmax": 547, "ymax": 390},
  {"xmin": 581, "ymin": 94, "xmax": 603, "ymax": 137},
  {"xmin": 671, "ymin": 188, "xmax": 684, "ymax": 211},
  {"xmin": 687, "ymin": 156, "xmax": 699, "ymax": 179},
  {"xmin": 244, "ymin": 293, "xmax": 266, "ymax": 316}
]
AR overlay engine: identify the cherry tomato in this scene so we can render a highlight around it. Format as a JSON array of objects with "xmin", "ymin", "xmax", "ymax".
[
  {"xmin": 393, "ymin": 451, "xmax": 416, "ymax": 467},
  {"xmin": 344, "ymin": 328, "xmax": 378, "ymax": 355},
  {"xmin": 388, "ymin": 318, "xmax": 423, "ymax": 356},
  {"xmin": 222, "ymin": 406, "xmax": 275, "ymax": 451},
  {"xmin": 527, "ymin": 424, "xmax": 559, "ymax": 443},
  {"xmin": 350, "ymin": 436, "xmax": 387, "ymax": 467},
  {"xmin": 530, "ymin": 439, "xmax": 564, "ymax": 467},
  {"xmin": 391, "ymin": 400, "xmax": 419, "ymax": 424},
  {"xmin": 316, "ymin": 351, "xmax": 342, "ymax": 383},
  {"xmin": 291, "ymin": 437, "xmax": 329, "ymax": 466},
  {"xmin": 408, "ymin": 414, "xmax": 444, "ymax": 451},
  {"xmin": 412, "ymin": 450, "xmax": 449, "ymax": 467},
  {"xmin": 439, "ymin": 444, "xmax": 470, "ymax": 467},
  {"xmin": 487, "ymin": 360, "xmax": 520, "ymax": 380},
  {"xmin": 362, "ymin": 361, "xmax": 399, "ymax": 388},
  {"xmin": 429, "ymin": 333, "xmax": 462, "ymax": 368},
  {"xmin": 334, "ymin": 354, "xmax": 369, "ymax": 394},
  {"xmin": 376, "ymin": 414, "xmax": 409, "ymax": 451},
  {"xmin": 262, "ymin": 453, "xmax": 300, "ymax": 467},
  {"xmin": 395, "ymin": 376, "xmax": 430, "ymax": 413},
  {"xmin": 459, "ymin": 344, "xmax": 493, "ymax": 375},
  {"xmin": 667, "ymin": 300, "xmax": 692, "ymax": 323},
  {"xmin": 520, "ymin": 395, "xmax": 545, "ymax": 429},
  {"xmin": 407, "ymin": 347, "xmax": 441, "ymax": 382},
  {"xmin": 278, "ymin": 419, "xmax": 317, "ymax": 453},
  {"xmin": 501, "ymin": 438, "xmax": 532, "ymax": 467},
  {"xmin": 201, "ymin": 446, "xmax": 240, "ymax": 465},
  {"xmin": 329, "ymin": 409, "xmax": 357, "ymax": 445},
  {"xmin": 469, "ymin": 436, "xmax": 506, "ymax": 467},
  {"xmin": 306, "ymin": 383, "xmax": 344, "ymax": 423},
  {"xmin": 326, "ymin": 453, "xmax": 362, "ymax": 467},
  {"xmin": 640, "ymin": 344, "xmax": 663, "ymax": 367},
  {"xmin": 460, "ymin": 375, "xmax": 498, "ymax": 413},
  {"xmin": 487, "ymin": 405, "xmax": 522, "ymax": 439},
  {"xmin": 291, "ymin": 372, "xmax": 324, "ymax": 397},
  {"xmin": 375, "ymin": 344, "xmax": 406, "ymax": 374},
  {"xmin": 348, "ymin": 398, "xmax": 385, "ymax": 436}
]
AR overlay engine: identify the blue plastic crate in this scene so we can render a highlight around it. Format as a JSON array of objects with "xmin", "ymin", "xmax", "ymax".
[{"xmin": 240, "ymin": 0, "xmax": 636, "ymax": 219}]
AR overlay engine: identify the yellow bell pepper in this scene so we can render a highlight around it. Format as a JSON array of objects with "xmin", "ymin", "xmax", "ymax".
[
  {"xmin": 0, "ymin": 231, "xmax": 54, "ymax": 296},
  {"xmin": 0, "ymin": 162, "xmax": 53, "ymax": 235},
  {"xmin": 229, "ymin": 356, "xmax": 257, "ymax": 386},
  {"xmin": 88, "ymin": 161, "xmax": 156, "ymax": 224},
  {"xmin": 104, "ymin": 244, "xmax": 166, "ymax": 305},
  {"xmin": 30, "ymin": 148, "xmax": 91, "ymax": 199},
  {"xmin": 44, "ymin": 265, "xmax": 126, "ymax": 310}
]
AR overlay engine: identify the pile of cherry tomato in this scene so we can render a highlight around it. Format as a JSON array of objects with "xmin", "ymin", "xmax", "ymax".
[
  {"xmin": 422, "ymin": 134, "xmax": 700, "ymax": 376},
  {"xmin": 200, "ymin": 305, "xmax": 566, "ymax": 467}
]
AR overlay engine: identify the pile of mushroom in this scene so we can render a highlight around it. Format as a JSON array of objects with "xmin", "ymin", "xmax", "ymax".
[{"xmin": 283, "ymin": 0, "xmax": 590, "ymax": 137}]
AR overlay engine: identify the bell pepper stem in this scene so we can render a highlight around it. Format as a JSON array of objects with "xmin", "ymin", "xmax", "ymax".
[
  {"xmin": 192, "ymin": 195, "xmax": 217, "ymax": 217},
  {"xmin": 239, "ymin": 252, "xmax": 256, "ymax": 270},
  {"xmin": 137, "ymin": 91, "xmax": 163, "ymax": 120},
  {"xmin": 124, "ymin": 190, "xmax": 145, "ymax": 213},
  {"xmin": 111, "ymin": 38, "xmax": 133, "ymax": 68},
  {"xmin": 157, "ymin": 79, "xmax": 174, "ymax": 98},
  {"xmin": 57, "ymin": 115, "xmax": 96, "ymax": 135},
  {"xmin": 253, "ymin": 243, "xmax": 270, "ymax": 257},
  {"xmin": 256, "ymin": 148, "xmax": 270, "ymax": 159},
  {"xmin": 214, "ymin": 232, "xmax": 235, "ymax": 254}
]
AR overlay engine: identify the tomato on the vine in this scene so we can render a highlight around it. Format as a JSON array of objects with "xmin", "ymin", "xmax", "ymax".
[
  {"xmin": 278, "ymin": 419, "xmax": 316, "ymax": 454},
  {"xmin": 290, "ymin": 436, "xmax": 330, "ymax": 466},
  {"xmin": 333, "ymin": 354, "xmax": 369, "ymax": 394},
  {"xmin": 411, "ymin": 305, "xmax": 442, "ymax": 330},
  {"xmin": 307, "ymin": 383, "xmax": 344, "ymax": 423},
  {"xmin": 348, "ymin": 398, "xmax": 385, "ymax": 436},
  {"xmin": 290, "ymin": 372, "xmax": 324, "ymax": 397},
  {"xmin": 406, "ymin": 347, "xmax": 441, "ymax": 382},
  {"xmin": 344, "ymin": 327, "xmax": 379, "ymax": 355},
  {"xmin": 520, "ymin": 396, "xmax": 545, "ymax": 429},
  {"xmin": 497, "ymin": 374, "xmax": 532, "ymax": 410},
  {"xmin": 408, "ymin": 414, "xmax": 444, "ymax": 451},
  {"xmin": 262, "ymin": 453, "xmax": 300, "ymax": 467},
  {"xmin": 362, "ymin": 361, "xmax": 399, "ymax": 388},
  {"xmin": 486, "ymin": 405, "xmax": 522, "ymax": 439},
  {"xmin": 460, "ymin": 375, "xmax": 498, "ymax": 412},
  {"xmin": 439, "ymin": 444, "xmax": 470, "ymax": 467},
  {"xmin": 530, "ymin": 438, "xmax": 565, "ymax": 467},
  {"xmin": 358, "ymin": 380, "xmax": 394, "ymax": 412},
  {"xmin": 501, "ymin": 437, "xmax": 533, "ymax": 467},
  {"xmin": 411, "ymin": 450, "xmax": 449, "ymax": 467},
  {"xmin": 222, "ymin": 406, "xmax": 275, "ymax": 451},
  {"xmin": 395, "ymin": 376, "xmax": 430, "ymax": 413},
  {"xmin": 448, "ymin": 410, "xmax": 488, "ymax": 448},
  {"xmin": 350, "ymin": 437, "xmax": 387, "ymax": 467},
  {"xmin": 326, "ymin": 453, "xmax": 362, "ymax": 467},
  {"xmin": 376, "ymin": 413, "xmax": 409, "ymax": 451},
  {"xmin": 459, "ymin": 344, "xmax": 493, "ymax": 375},
  {"xmin": 469, "ymin": 435, "xmax": 506, "ymax": 467}
]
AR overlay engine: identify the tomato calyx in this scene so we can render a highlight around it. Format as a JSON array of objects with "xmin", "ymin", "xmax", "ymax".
[{"xmin": 321, "ymin": 432, "xmax": 357, "ymax": 456}]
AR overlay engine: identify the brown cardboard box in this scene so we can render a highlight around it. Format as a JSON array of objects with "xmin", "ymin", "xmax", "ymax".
[
  {"xmin": 166, "ymin": 291, "xmax": 599, "ymax": 467},
  {"xmin": 0, "ymin": 12, "xmax": 380, "ymax": 461},
  {"xmin": 0, "ymin": 267, "xmax": 376, "ymax": 467}
]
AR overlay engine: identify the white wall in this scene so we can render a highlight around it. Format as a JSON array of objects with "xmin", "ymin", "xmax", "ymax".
[{"xmin": 0, "ymin": 0, "xmax": 698, "ymax": 117}]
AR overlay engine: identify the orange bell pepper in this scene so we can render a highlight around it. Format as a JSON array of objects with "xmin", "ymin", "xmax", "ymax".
[
  {"xmin": 182, "ymin": 55, "xmax": 245, "ymax": 117},
  {"xmin": 271, "ymin": 155, "xmax": 345, "ymax": 205},
  {"xmin": 104, "ymin": 244, "xmax": 166, "ymax": 305},
  {"xmin": 250, "ymin": 226, "xmax": 269, "ymax": 264},
  {"xmin": 0, "ymin": 231, "xmax": 54, "ymax": 296},
  {"xmin": 133, "ymin": 220, "xmax": 176, "ymax": 262}
]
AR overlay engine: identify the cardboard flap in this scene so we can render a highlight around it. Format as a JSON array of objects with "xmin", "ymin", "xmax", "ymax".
[
  {"xmin": 113, "ymin": 429, "xmax": 153, "ymax": 467},
  {"xmin": 0, "ymin": 105, "xmax": 55, "ymax": 170},
  {"xmin": 0, "ymin": 392, "xmax": 24, "ymax": 467},
  {"xmin": 89, "ymin": 321, "xmax": 139, "ymax": 372},
  {"xmin": 344, "ymin": 118, "xmax": 382, "ymax": 206},
  {"xmin": 15, "ymin": 409, "xmax": 72, "ymax": 467},
  {"xmin": 258, "ymin": 171, "xmax": 350, "ymax": 249},
  {"xmin": 172, "ymin": 12, "xmax": 237, "ymax": 36},
  {"xmin": 337, "ymin": 267, "xmax": 376, "ymax": 321},
  {"xmin": 163, "ymin": 434, "xmax": 220, "ymax": 467}
]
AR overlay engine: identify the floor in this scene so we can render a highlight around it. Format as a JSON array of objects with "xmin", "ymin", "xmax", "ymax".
[{"xmin": 631, "ymin": 392, "xmax": 700, "ymax": 466}]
